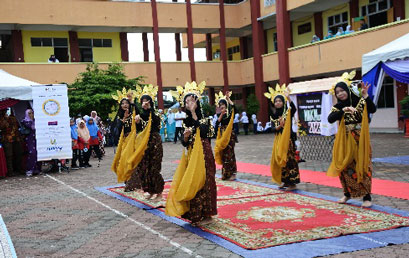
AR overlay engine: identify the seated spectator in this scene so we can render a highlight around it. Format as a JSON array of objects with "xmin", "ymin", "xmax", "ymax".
[
  {"xmin": 311, "ymin": 35, "xmax": 320, "ymax": 43},
  {"xmin": 264, "ymin": 122, "xmax": 272, "ymax": 133},
  {"xmin": 324, "ymin": 30, "xmax": 334, "ymax": 40},
  {"xmin": 48, "ymin": 54, "xmax": 60, "ymax": 63},
  {"xmin": 335, "ymin": 27, "xmax": 344, "ymax": 36},
  {"xmin": 257, "ymin": 122, "xmax": 264, "ymax": 133},
  {"xmin": 21, "ymin": 109, "xmax": 41, "ymax": 176},
  {"xmin": 359, "ymin": 19, "xmax": 368, "ymax": 31},
  {"xmin": 344, "ymin": 25, "xmax": 354, "ymax": 34}
]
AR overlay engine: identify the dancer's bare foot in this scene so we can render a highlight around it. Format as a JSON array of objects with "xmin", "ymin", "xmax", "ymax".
[
  {"xmin": 362, "ymin": 200, "xmax": 372, "ymax": 208},
  {"xmin": 150, "ymin": 193, "xmax": 162, "ymax": 201},
  {"xmin": 143, "ymin": 192, "xmax": 152, "ymax": 199},
  {"xmin": 228, "ymin": 175, "xmax": 236, "ymax": 181},
  {"xmin": 338, "ymin": 196, "xmax": 351, "ymax": 204},
  {"xmin": 285, "ymin": 185, "xmax": 297, "ymax": 191},
  {"xmin": 199, "ymin": 218, "xmax": 213, "ymax": 225}
]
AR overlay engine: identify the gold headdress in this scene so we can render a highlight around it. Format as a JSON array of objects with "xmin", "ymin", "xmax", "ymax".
[
  {"xmin": 329, "ymin": 70, "xmax": 356, "ymax": 95},
  {"xmin": 111, "ymin": 88, "xmax": 138, "ymax": 103},
  {"xmin": 135, "ymin": 84, "xmax": 158, "ymax": 101},
  {"xmin": 170, "ymin": 81, "xmax": 206, "ymax": 107},
  {"xmin": 215, "ymin": 91, "xmax": 232, "ymax": 106},
  {"xmin": 264, "ymin": 83, "xmax": 289, "ymax": 103}
]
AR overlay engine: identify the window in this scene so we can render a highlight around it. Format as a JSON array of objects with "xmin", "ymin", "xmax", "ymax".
[
  {"xmin": 327, "ymin": 12, "xmax": 348, "ymax": 34},
  {"xmin": 78, "ymin": 39, "xmax": 92, "ymax": 47},
  {"xmin": 53, "ymin": 38, "xmax": 68, "ymax": 47},
  {"xmin": 102, "ymin": 39, "xmax": 112, "ymax": 47},
  {"xmin": 298, "ymin": 22, "xmax": 312, "ymax": 35},
  {"xmin": 361, "ymin": 0, "xmax": 392, "ymax": 16},
  {"xmin": 30, "ymin": 37, "xmax": 67, "ymax": 47},
  {"xmin": 227, "ymin": 45, "xmax": 240, "ymax": 60},
  {"xmin": 378, "ymin": 76, "xmax": 395, "ymax": 108},
  {"xmin": 93, "ymin": 39, "xmax": 103, "ymax": 47},
  {"xmin": 230, "ymin": 93, "xmax": 242, "ymax": 101}
]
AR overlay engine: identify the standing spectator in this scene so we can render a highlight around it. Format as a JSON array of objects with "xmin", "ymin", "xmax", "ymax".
[
  {"xmin": 251, "ymin": 114, "xmax": 258, "ymax": 134},
  {"xmin": 21, "ymin": 109, "xmax": 41, "ymax": 176},
  {"xmin": 77, "ymin": 120, "xmax": 90, "ymax": 167},
  {"xmin": 91, "ymin": 111, "xmax": 104, "ymax": 156},
  {"xmin": 233, "ymin": 112, "xmax": 240, "ymax": 137},
  {"xmin": 158, "ymin": 109, "xmax": 166, "ymax": 142},
  {"xmin": 0, "ymin": 129, "xmax": 7, "ymax": 178},
  {"xmin": 174, "ymin": 107, "xmax": 186, "ymax": 144},
  {"xmin": 70, "ymin": 118, "xmax": 83, "ymax": 169},
  {"xmin": 0, "ymin": 109, "xmax": 23, "ymax": 176},
  {"xmin": 166, "ymin": 109, "xmax": 176, "ymax": 142},
  {"xmin": 240, "ymin": 111, "xmax": 249, "ymax": 135},
  {"xmin": 48, "ymin": 54, "xmax": 59, "ymax": 63},
  {"xmin": 359, "ymin": 19, "xmax": 368, "ymax": 31},
  {"xmin": 85, "ymin": 117, "xmax": 102, "ymax": 166}
]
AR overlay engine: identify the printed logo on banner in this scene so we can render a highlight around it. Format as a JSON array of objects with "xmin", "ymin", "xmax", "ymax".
[{"xmin": 42, "ymin": 99, "xmax": 61, "ymax": 116}]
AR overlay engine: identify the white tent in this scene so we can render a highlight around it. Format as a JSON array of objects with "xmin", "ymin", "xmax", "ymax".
[
  {"xmin": 362, "ymin": 33, "xmax": 409, "ymax": 75},
  {"xmin": 0, "ymin": 69, "xmax": 40, "ymax": 100}
]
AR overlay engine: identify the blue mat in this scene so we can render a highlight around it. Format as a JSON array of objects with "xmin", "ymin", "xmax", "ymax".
[
  {"xmin": 372, "ymin": 155, "xmax": 409, "ymax": 165},
  {"xmin": 96, "ymin": 179, "xmax": 409, "ymax": 258},
  {"xmin": 0, "ymin": 214, "xmax": 17, "ymax": 258}
]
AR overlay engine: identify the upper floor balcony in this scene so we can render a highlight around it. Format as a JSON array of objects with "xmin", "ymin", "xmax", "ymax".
[{"xmin": 0, "ymin": 17, "xmax": 407, "ymax": 88}]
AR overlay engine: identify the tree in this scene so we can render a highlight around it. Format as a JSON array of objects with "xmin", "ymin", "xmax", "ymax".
[
  {"xmin": 400, "ymin": 95, "xmax": 409, "ymax": 117},
  {"xmin": 68, "ymin": 63, "xmax": 144, "ymax": 119},
  {"xmin": 246, "ymin": 93, "xmax": 260, "ymax": 116}
]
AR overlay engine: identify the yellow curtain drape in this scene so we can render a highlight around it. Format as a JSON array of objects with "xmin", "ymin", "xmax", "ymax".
[
  {"xmin": 214, "ymin": 110, "xmax": 234, "ymax": 165},
  {"xmin": 355, "ymin": 104, "xmax": 370, "ymax": 183},
  {"xmin": 269, "ymin": 108, "xmax": 292, "ymax": 184},
  {"xmin": 327, "ymin": 116, "xmax": 357, "ymax": 178},
  {"xmin": 165, "ymin": 128, "xmax": 206, "ymax": 217}
]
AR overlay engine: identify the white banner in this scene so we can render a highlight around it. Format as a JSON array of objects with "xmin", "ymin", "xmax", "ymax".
[
  {"xmin": 32, "ymin": 85, "xmax": 72, "ymax": 161},
  {"xmin": 320, "ymin": 92, "xmax": 338, "ymax": 136}
]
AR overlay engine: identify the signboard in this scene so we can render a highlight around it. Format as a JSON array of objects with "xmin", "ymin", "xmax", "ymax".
[
  {"xmin": 297, "ymin": 93, "xmax": 322, "ymax": 135},
  {"xmin": 32, "ymin": 85, "xmax": 72, "ymax": 161}
]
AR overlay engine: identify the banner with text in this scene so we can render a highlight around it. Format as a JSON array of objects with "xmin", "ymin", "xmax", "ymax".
[
  {"xmin": 297, "ymin": 93, "xmax": 322, "ymax": 135},
  {"xmin": 32, "ymin": 85, "xmax": 72, "ymax": 161}
]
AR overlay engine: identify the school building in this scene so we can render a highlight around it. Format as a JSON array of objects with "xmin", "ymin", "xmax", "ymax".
[{"xmin": 0, "ymin": 0, "xmax": 408, "ymax": 131}]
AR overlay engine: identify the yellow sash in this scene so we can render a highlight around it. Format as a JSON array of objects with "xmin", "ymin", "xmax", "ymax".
[
  {"xmin": 165, "ymin": 128, "xmax": 206, "ymax": 217},
  {"xmin": 270, "ymin": 108, "xmax": 292, "ymax": 184},
  {"xmin": 327, "ymin": 116, "xmax": 357, "ymax": 178},
  {"xmin": 355, "ymin": 104, "xmax": 370, "ymax": 183},
  {"xmin": 214, "ymin": 110, "xmax": 234, "ymax": 165}
]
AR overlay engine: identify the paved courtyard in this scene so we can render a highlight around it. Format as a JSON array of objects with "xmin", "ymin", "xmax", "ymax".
[{"xmin": 1, "ymin": 133, "xmax": 409, "ymax": 257}]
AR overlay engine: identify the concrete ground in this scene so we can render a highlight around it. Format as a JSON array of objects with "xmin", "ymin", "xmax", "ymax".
[{"xmin": 1, "ymin": 133, "xmax": 409, "ymax": 258}]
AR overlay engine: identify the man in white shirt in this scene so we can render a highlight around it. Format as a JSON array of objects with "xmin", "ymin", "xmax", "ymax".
[
  {"xmin": 174, "ymin": 107, "xmax": 186, "ymax": 144},
  {"xmin": 48, "ymin": 54, "xmax": 60, "ymax": 63}
]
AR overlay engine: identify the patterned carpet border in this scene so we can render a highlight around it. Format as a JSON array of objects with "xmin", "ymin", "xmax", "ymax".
[
  {"xmin": 95, "ymin": 179, "xmax": 409, "ymax": 258},
  {"xmin": 0, "ymin": 214, "xmax": 17, "ymax": 258}
]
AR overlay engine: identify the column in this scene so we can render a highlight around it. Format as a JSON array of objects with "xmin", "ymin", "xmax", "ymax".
[
  {"xmin": 151, "ymin": 0, "xmax": 164, "ymax": 109},
  {"xmin": 119, "ymin": 32, "xmax": 129, "ymax": 62},
  {"xmin": 68, "ymin": 31, "xmax": 80, "ymax": 62}
]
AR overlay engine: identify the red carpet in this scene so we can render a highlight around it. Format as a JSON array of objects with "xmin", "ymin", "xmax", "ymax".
[
  {"xmin": 172, "ymin": 160, "xmax": 409, "ymax": 200},
  {"xmin": 107, "ymin": 179, "xmax": 409, "ymax": 249}
]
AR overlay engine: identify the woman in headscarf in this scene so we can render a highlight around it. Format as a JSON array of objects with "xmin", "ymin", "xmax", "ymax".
[
  {"xmin": 251, "ymin": 114, "xmax": 257, "ymax": 134},
  {"xmin": 265, "ymin": 85, "xmax": 299, "ymax": 190},
  {"xmin": 257, "ymin": 121, "xmax": 264, "ymax": 133},
  {"xmin": 166, "ymin": 109, "xmax": 176, "ymax": 142},
  {"xmin": 77, "ymin": 119, "xmax": 90, "ymax": 167},
  {"xmin": 214, "ymin": 91, "xmax": 237, "ymax": 181},
  {"xmin": 125, "ymin": 91, "xmax": 164, "ymax": 200},
  {"xmin": 21, "ymin": 109, "xmax": 41, "ymax": 176},
  {"xmin": 327, "ymin": 73, "xmax": 376, "ymax": 208},
  {"xmin": 335, "ymin": 27, "xmax": 345, "ymax": 36},
  {"xmin": 91, "ymin": 111, "xmax": 105, "ymax": 156},
  {"xmin": 70, "ymin": 118, "xmax": 81, "ymax": 169},
  {"xmin": 84, "ymin": 117, "xmax": 102, "ymax": 166},
  {"xmin": 344, "ymin": 25, "xmax": 354, "ymax": 35},
  {"xmin": 158, "ymin": 109, "xmax": 166, "ymax": 142},
  {"xmin": 166, "ymin": 82, "xmax": 217, "ymax": 226},
  {"xmin": 240, "ymin": 111, "xmax": 249, "ymax": 135}
]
